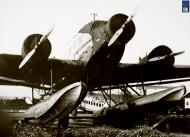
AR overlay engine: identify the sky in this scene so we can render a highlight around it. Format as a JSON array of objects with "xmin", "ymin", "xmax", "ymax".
[{"xmin": 0, "ymin": 0, "xmax": 190, "ymax": 98}]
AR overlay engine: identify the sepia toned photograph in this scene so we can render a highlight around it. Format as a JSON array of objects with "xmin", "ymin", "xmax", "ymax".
[{"xmin": 0, "ymin": 0, "xmax": 190, "ymax": 136}]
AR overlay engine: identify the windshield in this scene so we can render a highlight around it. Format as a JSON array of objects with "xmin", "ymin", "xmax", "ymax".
[{"xmin": 67, "ymin": 33, "xmax": 93, "ymax": 60}]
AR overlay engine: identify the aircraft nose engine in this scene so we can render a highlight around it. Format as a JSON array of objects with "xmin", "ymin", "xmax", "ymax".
[
  {"xmin": 106, "ymin": 13, "xmax": 136, "ymax": 45},
  {"xmin": 21, "ymin": 33, "xmax": 52, "ymax": 68},
  {"xmin": 24, "ymin": 81, "xmax": 87, "ymax": 124},
  {"xmin": 139, "ymin": 45, "xmax": 176, "ymax": 67}
]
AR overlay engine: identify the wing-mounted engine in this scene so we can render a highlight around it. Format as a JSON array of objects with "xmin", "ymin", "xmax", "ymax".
[
  {"xmin": 105, "ymin": 13, "xmax": 136, "ymax": 45},
  {"xmin": 139, "ymin": 45, "xmax": 184, "ymax": 67},
  {"xmin": 21, "ymin": 33, "xmax": 52, "ymax": 68}
]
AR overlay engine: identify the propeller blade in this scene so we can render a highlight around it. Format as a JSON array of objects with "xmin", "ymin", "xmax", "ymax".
[
  {"xmin": 19, "ymin": 49, "xmax": 35, "ymax": 69},
  {"xmin": 170, "ymin": 51, "xmax": 185, "ymax": 57},
  {"xmin": 19, "ymin": 26, "xmax": 54, "ymax": 69},
  {"xmin": 108, "ymin": 6, "xmax": 139, "ymax": 47},
  {"xmin": 108, "ymin": 27, "xmax": 123, "ymax": 47},
  {"xmin": 148, "ymin": 51, "xmax": 185, "ymax": 62},
  {"xmin": 38, "ymin": 26, "xmax": 54, "ymax": 45},
  {"xmin": 147, "ymin": 56, "xmax": 166, "ymax": 62}
]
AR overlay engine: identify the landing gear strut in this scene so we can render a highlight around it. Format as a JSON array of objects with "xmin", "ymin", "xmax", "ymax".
[
  {"xmin": 58, "ymin": 114, "xmax": 69, "ymax": 129},
  {"xmin": 56, "ymin": 114, "xmax": 69, "ymax": 137}
]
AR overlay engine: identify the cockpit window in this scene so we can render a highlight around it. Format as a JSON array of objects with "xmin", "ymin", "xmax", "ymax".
[{"xmin": 68, "ymin": 33, "xmax": 93, "ymax": 60}]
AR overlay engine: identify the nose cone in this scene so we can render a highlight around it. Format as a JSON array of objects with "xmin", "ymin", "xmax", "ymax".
[{"xmin": 106, "ymin": 13, "xmax": 136, "ymax": 45}]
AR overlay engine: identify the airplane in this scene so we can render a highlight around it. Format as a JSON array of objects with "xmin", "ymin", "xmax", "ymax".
[
  {"xmin": 1, "ymin": 12, "xmax": 190, "ymax": 129},
  {"xmin": 78, "ymin": 92, "xmax": 116, "ymax": 113},
  {"xmin": 79, "ymin": 84, "xmax": 189, "ymax": 114}
]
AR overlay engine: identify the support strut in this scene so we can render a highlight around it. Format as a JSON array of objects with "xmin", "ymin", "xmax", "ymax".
[
  {"xmin": 100, "ymin": 90, "xmax": 111, "ymax": 107},
  {"xmin": 127, "ymin": 84, "xmax": 141, "ymax": 96},
  {"xmin": 101, "ymin": 90, "xmax": 117, "ymax": 105},
  {"xmin": 140, "ymin": 70, "xmax": 146, "ymax": 95}
]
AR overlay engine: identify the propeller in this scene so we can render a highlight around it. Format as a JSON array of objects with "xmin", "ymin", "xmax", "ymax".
[
  {"xmin": 19, "ymin": 26, "xmax": 54, "ymax": 69},
  {"xmin": 108, "ymin": 6, "xmax": 139, "ymax": 47},
  {"xmin": 148, "ymin": 51, "xmax": 185, "ymax": 62}
]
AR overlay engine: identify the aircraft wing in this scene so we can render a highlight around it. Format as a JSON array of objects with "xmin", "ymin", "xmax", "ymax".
[
  {"xmin": 112, "ymin": 64, "xmax": 190, "ymax": 83},
  {"xmin": 90, "ymin": 63, "xmax": 190, "ymax": 90},
  {"xmin": 1, "ymin": 54, "xmax": 190, "ymax": 91},
  {"xmin": 0, "ymin": 54, "xmax": 85, "ymax": 90},
  {"xmin": 0, "ymin": 76, "xmax": 50, "ymax": 90},
  {"xmin": 114, "ymin": 63, "xmax": 190, "ymax": 84}
]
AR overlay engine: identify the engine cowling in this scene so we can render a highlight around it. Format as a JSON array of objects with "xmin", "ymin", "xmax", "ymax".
[
  {"xmin": 21, "ymin": 33, "xmax": 52, "ymax": 67},
  {"xmin": 105, "ymin": 13, "xmax": 136, "ymax": 45},
  {"xmin": 139, "ymin": 45, "xmax": 175, "ymax": 67}
]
